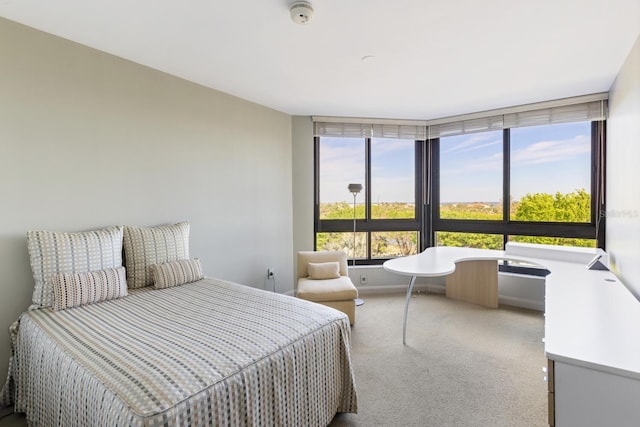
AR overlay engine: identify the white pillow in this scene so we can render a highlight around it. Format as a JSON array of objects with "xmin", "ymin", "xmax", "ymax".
[
  {"xmin": 51, "ymin": 266, "xmax": 128, "ymax": 311},
  {"xmin": 307, "ymin": 261, "xmax": 341, "ymax": 280}
]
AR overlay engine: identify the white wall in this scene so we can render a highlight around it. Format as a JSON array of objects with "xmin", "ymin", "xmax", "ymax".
[
  {"xmin": 0, "ymin": 18, "xmax": 293, "ymax": 382},
  {"xmin": 607, "ymin": 34, "xmax": 640, "ymax": 299}
]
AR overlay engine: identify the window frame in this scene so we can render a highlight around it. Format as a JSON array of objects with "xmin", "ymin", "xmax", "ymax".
[
  {"xmin": 314, "ymin": 121, "xmax": 606, "ymax": 264},
  {"xmin": 314, "ymin": 136, "xmax": 425, "ymax": 265},
  {"xmin": 431, "ymin": 121, "xmax": 605, "ymax": 248}
]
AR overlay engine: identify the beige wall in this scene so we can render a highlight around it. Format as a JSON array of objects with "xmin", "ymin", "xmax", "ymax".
[
  {"xmin": 607, "ymin": 34, "xmax": 640, "ymax": 299},
  {"xmin": 291, "ymin": 116, "xmax": 315, "ymax": 276},
  {"xmin": 0, "ymin": 17, "xmax": 293, "ymax": 379}
]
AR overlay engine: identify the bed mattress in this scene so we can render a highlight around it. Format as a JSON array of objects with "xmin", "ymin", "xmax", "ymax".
[{"xmin": 7, "ymin": 278, "xmax": 357, "ymax": 426}]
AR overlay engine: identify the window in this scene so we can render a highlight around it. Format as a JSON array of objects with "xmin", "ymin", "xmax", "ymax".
[
  {"xmin": 510, "ymin": 122, "xmax": 591, "ymax": 223},
  {"xmin": 372, "ymin": 231, "xmax": 419, "ymax": 258},
  {"xmin": 439, "ymin": 130, "xmax": 503, "ymax": 221},
  {"xmin": 318, "ymin": 137, "xmax": 365, "ymax": 220},
  {"xmin": 313, "ymin": 96, "xmax": 606, "ymax": 263},
  {"xmin": 433, "ymin": 121, "xmax": 603, "ymax": 250},
  {"xmin": 508, "ymin": 235, "xmax": 596, "ymax": 248},
  {"xmin": 370, "ymin": 138, "xmax": 415, "ymax": 220},
  {"xmin": 315, "ymin": 136, "xmax": 422, "ymax": 264},
  {"xmin": 436, "ymin": 231, "xmax": 503, "ymax": 250}
]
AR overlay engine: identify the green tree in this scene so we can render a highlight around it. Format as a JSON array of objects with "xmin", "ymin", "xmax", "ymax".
[
  {"xmin": 510, "ymin": 189, "xmax": 594, "ymax": 248},
  {"xmin": 436, "ymin": 232, "xmax": 503, "ymax": 250},
  {"xmin": 513, "ymin": 189, "xmax": 590, "ymax": 222},
  {"xmin": 317, "ymin": 189, "xmax": 595, "ymax": 255}
]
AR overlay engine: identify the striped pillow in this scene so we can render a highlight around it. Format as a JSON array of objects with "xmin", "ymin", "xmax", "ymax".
[
  {"xmin": 27, "ymin": 226, "xmax": 124, "ymax": 308},
  {"xmin": 123, "ymin": 222, "xmax": 190, "ymax": 288},
  {"xmin": 151, "ymin": 258, "xmax": 204, "ymax": 289},
  {"xmin": 51, "ymin": 266, "xmax": 128, "ymax": 311}
]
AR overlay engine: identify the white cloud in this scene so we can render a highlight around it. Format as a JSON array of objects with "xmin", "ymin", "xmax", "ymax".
[
  {"xmin": 442, "ymin": 133, "xmax": 501, "ymax": 154},
  {"xmin": 320, "ymin": 138, "xmax": 415, "ymax": 202},
  {"xmin": 511, "ymin": 134, "xmax": 590, "ymax": 165}
]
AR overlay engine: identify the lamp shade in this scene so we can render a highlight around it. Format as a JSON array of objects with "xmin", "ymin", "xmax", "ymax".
[{"xmin": 348, "ymin": 183, "xmax": 363, "ymax": 194}]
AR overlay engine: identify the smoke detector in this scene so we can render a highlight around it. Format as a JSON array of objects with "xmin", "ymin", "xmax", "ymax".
[{"xmin": 290, "ymin": 1, "xmax": 314, "ymax": 24}]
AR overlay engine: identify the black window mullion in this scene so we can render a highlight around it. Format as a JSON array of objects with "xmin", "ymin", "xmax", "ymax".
[
  {"xmin": 594, "ymin": 120, "xmax": 606, "ymax": 249},
  {"xmin": 432, "ymin": 138, "xmax": 441, "ymax": 224},
  {"xmin": 590, "ymin": 121, "xmax": 598, "ymax": 226},
  {"xmin": 418, "ymin": 139, "xmax": 429, "ymax": 251},
  {"xmin": 365, "ymin": 137, "xmax": 371, "ymax": 260},
  {"xmin": 433, "ymin": 218, "xmax": 596, "ymax": 240},
  {"xmin": 503, "ymin": 128, "xmax": 510, "ymax": 248},
  {"xmin": 424, "ymin": 138, "xmax": 435, "ymax": 249},
  {"xmin": 313, "ymin": 136, "xmax": 320, "ymax": 249}
]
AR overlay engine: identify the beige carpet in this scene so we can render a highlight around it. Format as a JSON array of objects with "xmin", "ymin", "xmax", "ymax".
[
  {"xmin": 0, "ymin": 292, "xmax": 547, "ymax": 427},
  {"xmin": 330, "ymin": 292, "xmax": 547, "ymax": 427}
]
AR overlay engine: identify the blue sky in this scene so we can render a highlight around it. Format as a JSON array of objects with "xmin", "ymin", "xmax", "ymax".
[
  {"xmin": 319, "ymin": 137, "xmax": 414, "ymax": 204},
  {"xmin": 319, "ymin": 121, "xmax": 591, "ymax": 204}
]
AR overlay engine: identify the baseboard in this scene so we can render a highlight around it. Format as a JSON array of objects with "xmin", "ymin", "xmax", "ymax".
[
  {"xmin": 358, "ymin": 284, "xmax": 543, "ymax": 311},
  {"xmin": 498, "ymin": 295, "xmax": 544, "ymax": 311},
  {"xmin": 357, "ymin": 283, "xmax": 443, "ymax": 295}
]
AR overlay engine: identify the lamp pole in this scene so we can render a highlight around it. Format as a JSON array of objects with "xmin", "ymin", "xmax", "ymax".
[
  {"xmin": 352, "ymin": 191, "xmax": 357, "ymax": 264},
  {"xmin": 347, "ymin": 183, "xmax": 362, "ymax": 265},
  {"xmin": 348, "ymin": 183, "xmax": 364, "ymax": 306}
]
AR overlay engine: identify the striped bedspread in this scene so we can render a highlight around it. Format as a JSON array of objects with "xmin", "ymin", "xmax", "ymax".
[{"xmin": 7, "ymin": 278, "xmax": 358, "ymax": 426}]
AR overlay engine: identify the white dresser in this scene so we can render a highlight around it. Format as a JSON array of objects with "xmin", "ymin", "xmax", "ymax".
[
  {"xmin": 506, "ymin": 243, "xmax": 640, "ymax": 427},
  {"xmin": 384, "ymin": 243, "xmax": 640, "ymax": 426}
]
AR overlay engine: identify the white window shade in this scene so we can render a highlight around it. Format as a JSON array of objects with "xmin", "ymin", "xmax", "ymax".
[
  {"xmin": 371, "ymin": 124, "xmax": 428, "ymax": 140},
  {"xmin": 503, "ymin": 100, "xmax": 607, "ymax": 129},
  {"xmin": 313, "ymin": 122, "xmax": 373, "ymax": 138},
  {"xmin": 428, "ymin": 115, "xmax": 504, "ymax": 139},
  {"xmin": 313, "ymin": 93, "xmax": 607, "ymax": 140},
  {"xmin": 314, "ymin": 120, "xmax": 427, "ymax": 140}
]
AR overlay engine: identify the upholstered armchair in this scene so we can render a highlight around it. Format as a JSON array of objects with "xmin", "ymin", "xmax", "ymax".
[{"xmin": 296, "ymin": 250, "xmax": 359, "ymax": 325}]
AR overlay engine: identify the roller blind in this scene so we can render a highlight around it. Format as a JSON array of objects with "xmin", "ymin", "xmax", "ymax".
[
  {"xmin": 313, "ymin": 93, "xmax": 607, "ymax": 140},
  {"xmin": 502, "ymin": 100, "xmax": 607, "ymax": 129},
  {"xmin": 313, "ymin": 121, "xmax": 428, "ymax": 140},
  {"xmin": 428, "ymin": 115, "xmax": 504, "ymax": 139}
]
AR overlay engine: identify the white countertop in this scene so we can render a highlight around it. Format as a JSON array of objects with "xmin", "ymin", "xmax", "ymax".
[
  {"xmin": 383, "ymin": 244, "xmax": 640, "ymax": 380},
  {"xmin": 540, "ymin": 256, "xmax": 640, "ymax": 380},
  {"xmin": 383, "ymin": 246, "xmax": 513, "ymax": 277}
]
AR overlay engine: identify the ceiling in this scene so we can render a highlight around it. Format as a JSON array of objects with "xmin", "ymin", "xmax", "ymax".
[{"xmin": 2, "ymin": 0, "xmax": 639, "ymax": 120}]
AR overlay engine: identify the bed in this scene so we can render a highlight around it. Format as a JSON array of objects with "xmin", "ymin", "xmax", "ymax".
[{"xmin": 1, "ymin": 223, "xmax": 358, "ymax": 426}]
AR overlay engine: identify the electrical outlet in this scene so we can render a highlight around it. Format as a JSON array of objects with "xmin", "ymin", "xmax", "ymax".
[
  {"xmin": 267, "ymin": 268, "xmax": 274, "ymax": 278},
  {"xmin": 360, "ymin": 275, "xmax": 367, "ymax": 284}
]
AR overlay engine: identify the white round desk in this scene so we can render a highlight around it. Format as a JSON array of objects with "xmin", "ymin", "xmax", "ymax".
[{"xmin": 382, "ymin": 246, "xmax": 528, "ymax": 344}]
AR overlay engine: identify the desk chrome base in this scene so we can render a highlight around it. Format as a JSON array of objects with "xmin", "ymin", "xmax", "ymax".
[{"xmin": 403, "ymin": 276, "xmax": 417, "ymax": 345}]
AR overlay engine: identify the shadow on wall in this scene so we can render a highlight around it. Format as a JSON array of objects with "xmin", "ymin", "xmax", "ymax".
[
  {"xmin": 0, "ymin": 234, "xmax": 35, "ymax": 301},
  {"xmin": 0, "ymin": 235, "xmax": 36, "ymax": 394}
]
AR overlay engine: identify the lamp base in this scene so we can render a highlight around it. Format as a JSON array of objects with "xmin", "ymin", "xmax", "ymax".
[{"xmin": 355, "ymin": 298, "xmax": 364, "ymax": 306}]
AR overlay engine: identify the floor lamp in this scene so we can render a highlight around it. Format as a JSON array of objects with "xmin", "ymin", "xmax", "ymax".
[{"xmin": 348, "ymin": 183, "xmax": 365, "ymax": 306}]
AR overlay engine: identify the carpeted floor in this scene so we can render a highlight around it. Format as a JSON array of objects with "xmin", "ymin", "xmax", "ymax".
[
  {"xmin": 0, "ymin": 292, "xmax": 547, "ymax": 427},
  {"xmin": 329, "ymin": 292, "xmax": 547, "ymax": 427}
]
